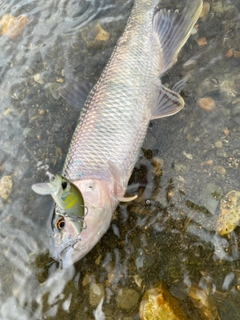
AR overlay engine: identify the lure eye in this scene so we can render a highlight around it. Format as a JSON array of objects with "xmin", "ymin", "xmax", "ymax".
[
  {"xmin": 61, "ymin": 181, "xmax": 68, "ymax": 190},
  {"xmin": 57, "ymin": 217, "xmax": 65, "ymax": 230}
]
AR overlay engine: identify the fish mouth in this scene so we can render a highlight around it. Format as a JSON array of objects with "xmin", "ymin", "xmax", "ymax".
[
  {"xmin": 49, "ymin": 205, "xmax": 87, "ymax": 267},
  {"xmin": 49, "ymin": 232, "xmax": 86, "ymax": 268}
]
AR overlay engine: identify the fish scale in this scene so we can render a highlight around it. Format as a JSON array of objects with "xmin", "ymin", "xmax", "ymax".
[{"xmin": 63, "ymin": 2, "xmax": 159, "ymax": 187}]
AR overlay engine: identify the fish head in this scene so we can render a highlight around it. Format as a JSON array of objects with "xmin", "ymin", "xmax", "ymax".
[{"xmin": 50, "ymin": 178, "xmax": 117, "ymax": 268}]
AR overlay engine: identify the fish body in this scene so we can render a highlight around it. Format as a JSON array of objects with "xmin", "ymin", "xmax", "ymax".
[{"xmin": 34, "ymin": 0, "xmax": 202, "ymax": 267}]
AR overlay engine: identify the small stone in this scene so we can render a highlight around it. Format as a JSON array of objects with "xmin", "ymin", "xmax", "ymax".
[
  {"xmin": 82, "ymin": 273, "xmax": 91, "ymax": 287},
  {"xmin": 0, "ymin": 176, "xmax": 12, "ymax": 200},
  {"xmin": 89, "ymin": 283, "xmax": 104, "ymax": 307},
  {"xmin": 33, "ymin": 73, "xmax": 45, "ymax": 85},
  {"xmin": 213, "ymin": 166, "xmax": 226, "ymax": 175},
  {"xmin": 217, "ymin": 190, "xmax": 240, "ymax": 235},
  {"xmin": 198, "ymin": 97, "xmax": 215, "ymax": 111},
  {"xmin": 183, "ymin": 151, "xmax": 193, "ymax": 160},
  {"xmin": 215, "ymin": 141, "xmax": 223, "ymax": 149},
  {"xmin": 3, "ymin": 108, "xmax": 11, "ymax": 116},
  {"xmin": 38, "ymin": 109, "xmax": 45, "ymax": 115},
  {"xmin": 117, "ymin": 288, "xmax": 140, "ymax": 310},
  {"xmin": 56, "ymin": 77, "xmax": 64, "ymax": 83},
  {"xmin": 197, "ymin": 37, "xmax": 207, "ymax": 46},
  {"xmin": 222, "ymin": 127, "xmax": 229, "ymax": 136},
  {"xmin": 134, "ymin": 275, "xmax": 143, "ymax": 288},
  {"xmin": 95, "ymin": 254, "xmax": 102, "ymax": 265},
  {"xmin": 226, "ymin": 48, "xmax": 234, "ymax": 58}
]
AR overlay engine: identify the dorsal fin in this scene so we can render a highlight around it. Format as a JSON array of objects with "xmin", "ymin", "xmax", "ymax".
[{"xmin": 153, "ymin": 0, "xmax": 202, "ymax": 74}]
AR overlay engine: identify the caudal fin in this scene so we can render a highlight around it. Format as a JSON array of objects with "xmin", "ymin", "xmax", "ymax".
[{"xmin": 153, "ymin": 0, "xmax": 203, "ymax": 74}]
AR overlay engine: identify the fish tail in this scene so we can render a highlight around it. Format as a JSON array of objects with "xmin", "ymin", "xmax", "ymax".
[{"xmin": 153, "ymin": 0, "xmax": 203, "ymax": 74}]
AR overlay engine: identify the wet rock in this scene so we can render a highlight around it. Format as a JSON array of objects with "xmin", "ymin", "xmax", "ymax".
[
  {"xmin": 82, "ymin": 273, "xmax": 91, "ymax": 287},
  {"xmin": 216, "ymin": 190, "xmax": 240, "ymax": 235},
  {"xmin": 183, "ymin": 151, "xmax": 193, "ymax": 160},
  {"xmin": 139, "ymin": 281, "xmax": 187, "ymax": 320},
  {"xmin": 198, "ymin": 97, "xmax": 215, "ymax": 111},
  {"xmin": 33, "ymin": 73, "xmax": 45, "ymax": 85},
  {"xmin": 0, "ymin": 14, "xmax": 28, "ymax": 40},
  {"xmin": 197, "ymin": 37, "xmax": 208, "ymax": 46},
  {"xmin": 81, "ymin": 23, "xmax": 110, "ymax": 49},
  {"xmin": 213, "ymin": 165, "xmax": 226, "ymax": 175},
  {"xmin": 89, "ymin": 283, "xmax": 105, "ymax": 307},
  {"xmin": 215, "ymin": 140, "xmax": 223, "ymax": 148},
  {"xmin": 117, "ymin": 288, "xmax": 140, "ymax": 310},
  {"xmin": 134, "ymin": 275, "xmax": 143, "ymax": 288},
  {"xmin": 0, "ymin": 176, "xmax": 12, "ymax": 200},
  {"xmin": 226, "ymin": 48, "xmax": 234, "ymax": 58}
]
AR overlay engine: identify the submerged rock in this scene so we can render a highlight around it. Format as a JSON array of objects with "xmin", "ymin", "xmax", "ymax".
[
  {"xmin": 89, "ymin": 283, "xmax": 105, "ymax": 307},
  {"xmin": 0, "ymin": 14, "xmax": 28, "ymax": 40},
  {"xmin": 139, "ymin": 281, "xmax": 187, "ymax": 320},
  {"xmin": 0, "ymin": 175, "xmax": 12, "ymax": 200},
  {"xmin": 117, "ymin": 288, "xmax": 140, "ymax": 310},
  {"xmin": 216, "ymin": 190, "xmax": 240, "ymax": 235}
]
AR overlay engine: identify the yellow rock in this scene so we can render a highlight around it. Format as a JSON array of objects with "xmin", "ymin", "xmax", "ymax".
[
  {"xmin": 0, "ymin": 14, "xmax": 28, "ymax": 40},
  {"xmin": 94, "ymin": 23, "xmax": 110, "ymax": 42},
  {"xmin": 216, "ymin": 190, "xmax": 240, "ymax": 235},
  {"xmin": 0, "ymin": 176, "xmax": 12, "ymax": 200},
  {"xmin": 139, "ymin": 282, "xmax": 187, "ymax": 320},
  {"xmin": 81, "ymin": 23, "xmax": 110, "ymax": 48}
]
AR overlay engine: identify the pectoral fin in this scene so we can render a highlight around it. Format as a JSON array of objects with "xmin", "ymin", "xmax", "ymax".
[
  {"xmin": 60, "ymin": 82, "xmax": 94, "ymax": 110},
  {"xmin": 108, "ymin": 161, "xmax": 137, "ymax": 202},
  {"xmin": 151, "ymin": 84, "xmax": 184, "ymax": 120}
]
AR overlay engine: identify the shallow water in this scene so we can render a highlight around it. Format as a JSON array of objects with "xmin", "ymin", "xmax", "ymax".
[{"xmin": 1, "ymin": 0, "xmax": 240, "ymax": 319}]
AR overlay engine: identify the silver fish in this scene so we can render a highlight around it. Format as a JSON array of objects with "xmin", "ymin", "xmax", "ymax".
[{"xmin": 41, "ymin": 0, "xmax": 202, "ymax": 267}]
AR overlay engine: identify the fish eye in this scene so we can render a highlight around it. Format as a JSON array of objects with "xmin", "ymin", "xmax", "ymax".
[
  {"xmin": 57, "ymin": 217, "xmax": 65, "ymax": 230},
  {"xmin": 61, "ymin": 181, "xmax": 68, "ymax": 190}
]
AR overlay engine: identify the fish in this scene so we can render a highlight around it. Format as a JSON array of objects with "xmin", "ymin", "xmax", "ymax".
[{"xmin": 32, "ymin": 0, "xmax": 203, "ymax": 267}]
